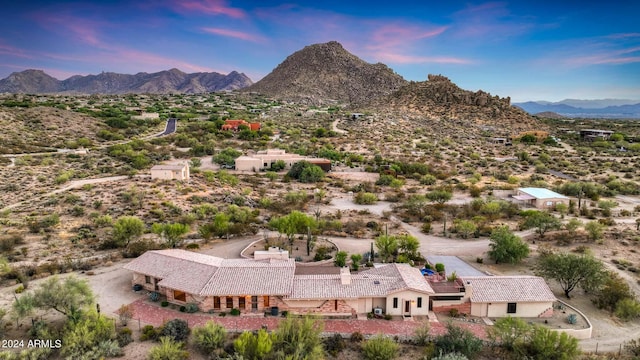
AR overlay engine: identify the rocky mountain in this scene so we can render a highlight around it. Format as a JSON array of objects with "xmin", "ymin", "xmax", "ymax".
[
  {"xmin": 368, "ymin": 74, "xmax": 540, "ymax": 133},
  {"xmin": 514, "ymin": 100, "xmax": 640, "ymax": 119},
  {"xmin": 246, "ymin": 41, "xmax": 407, "ymax": 105},
  {"xmin": 0, "ymin": 69, "xmax": 253, "ymax": 94}
]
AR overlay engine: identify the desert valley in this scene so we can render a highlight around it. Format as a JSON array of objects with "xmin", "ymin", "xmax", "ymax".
[{"xmin": 1, "ymin": 41, "xmax": 640, "ymax": 360}]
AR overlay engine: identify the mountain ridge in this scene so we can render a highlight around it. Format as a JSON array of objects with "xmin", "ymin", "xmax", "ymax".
[
  {"xmin": 0, "ymin": 68, "xmax": 253, "ymax": 94},
  {"xmin": 514, "ymin": 100, "xmax": 640, "ymax": 119}
]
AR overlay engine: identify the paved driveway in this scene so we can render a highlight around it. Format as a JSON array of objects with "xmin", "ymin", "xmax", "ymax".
[{"xmin": 426, "ymin": 256, "xmax": 488, "ymax": 277}]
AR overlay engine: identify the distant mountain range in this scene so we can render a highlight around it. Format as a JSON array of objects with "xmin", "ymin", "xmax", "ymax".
[
  {"xmin": 0, "ymin": 68, "xmax": 253, "ymax": 94},
  {"xmin": 514, "ymin": 99, "xmax": 640, "ymax": 119}
]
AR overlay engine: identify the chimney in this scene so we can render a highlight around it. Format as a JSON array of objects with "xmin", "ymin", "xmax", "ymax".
[
  {"xmin": 340, "ymin": 267, "xmax": 351, "ymax": 285},
  {"xmin": 464, "ymin": 280, "xmax": 472, "ymax": 300}
]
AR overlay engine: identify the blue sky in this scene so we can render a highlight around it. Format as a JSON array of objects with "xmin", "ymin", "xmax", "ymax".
[{"xmin": 1, "ymin": 1, "xmax": 639, "ymax": 102}]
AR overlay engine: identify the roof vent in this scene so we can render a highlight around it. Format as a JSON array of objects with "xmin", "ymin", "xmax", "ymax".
[{"xmin": 374, "ymin": 280, "xmax": 380, "ymax": 285}]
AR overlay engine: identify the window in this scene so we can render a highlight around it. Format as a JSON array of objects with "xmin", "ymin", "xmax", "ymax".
[
  {"xmin": 145, "ymin": 275, "xmax": 151, "ymax": 284},
  {"xmin": 213, "ymin": 297, "xmax": 221, "ymax": 310},
  {"xmin": 226, "ymin": 297, "xmax": 233, "ymax": 309},
  {"xmin": 546, "ymin": 201, "xmax": 553, "ymax": 206},
  {"xmin": 393, "ymin": 297, "xmax": 398, "ymax": 308},
  {"xmin": 507, "ymin": 302, "xmax": 517, "ymax": 314},
  {"xmin": 417, "ymin": 297, "xmax": 423, "ymax": 308},
  {"xmin": 263, "ymin": 296, "xmax": 270, "ymax": 308},
  {"xmin": 173, "ymin": 290, "xmax": 186, "ymax": 302},
  {"xmin": 239, "ymin": 297, "xmax": 246, "ymax": 309},
  {"xmin": 334, "ymin": 300, "xmax": 338, "ymax": 311}
]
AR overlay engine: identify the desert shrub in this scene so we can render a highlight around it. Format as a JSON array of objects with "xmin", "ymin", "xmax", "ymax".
[
  {"xmin": 192, "ymin": 321, "xmax": 227, "ymax": 355},
  {"xmin": 122, "ymin": 240, "xmax": 161, "ymax": 258},
  {"xmin": 161, "ymin": 319, "xmax": 190, "ymax": 342},
  {"xmin": 117, "ymin": 327, "xmax": 133, "ymax": 347},
  {"xmin": 362, "ymin": 335, "xmax": 398, "ymax": 360},
  {"xmin": 615, "ymin": 298, "xmax": 640, "ymax": 321},
  {"xmin": 161, "ymin": 301, "xmax": 169, "ymax": 307},
  {"xmin": 324, "ymin": 333, "xmax": 346, "ymax": 356},
  {"xmin": 434, "ymin": 323, "xmax": 483, "ymax": 359},
  {"xmin": 234, "ymin": 329, "xmax": 272, "ymax": 360},
  {"xmin": 148, "ymin": 337, "xmax": 189, "ymax": 360},
  {"xmin": 431, "ymin": 353, "xmax": 469, "ymax": 360},
  {"xmin": 230, "ymin": 308, "xmax": 241, "ymax": 316},
  {"xmin": 519, "ymin": 326, "xmax": 579, "ymax": 360},
  {"xmin": 272, "ymin": 316, "xmax": 323, "ymax": 360},
  {"xmin": 185, "ymin": 303, "xmax": 199, "ymax": 313},
  {"xmin": 141, "ymin": 325, "xmax": 160, "ymax": 341},
  {"xmin": 413, "ymin": 321, "xmax": 431, "ymax": 346},
  {"xmin": 354, "ymin": 192, "xmax": 378, "ymax": 205},
  {"xmin": 350, "ymin": 331, "xmax": 364, "ymax": 342}
]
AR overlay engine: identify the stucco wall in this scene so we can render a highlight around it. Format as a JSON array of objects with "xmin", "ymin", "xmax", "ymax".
[
  {"xmin": 471, "ymin": 301, "xmax": 553, "ymax": 317},
  {"xmin": 385, "ymin": 291, "xmax": 430, "ymax": 316},
  {"xmin": 535, "ymin": 197, "xmax": 569, "ymax": 209}
]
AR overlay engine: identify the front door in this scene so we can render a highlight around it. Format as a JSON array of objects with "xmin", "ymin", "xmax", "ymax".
[{"xmin": 404, "ymin": 300, "xmax": 411, "ymax": 314}]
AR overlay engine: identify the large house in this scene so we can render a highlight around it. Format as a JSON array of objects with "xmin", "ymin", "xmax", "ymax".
[
  {"xmin": 513, "ymin": 187, "xmax": 569, "ymax": 209},
  {"xmin": 234, "ymin": 149, "xmax": 331, "ymax": 172},
  {"xmin": 580, "ymin": 129, "xmax": 613, "ymax": 141},
  {"xmin": 124, "ymin": 249, "xmax": 433, "ymax": 317},
  {"xmin": 150, "ymin": 162, "xmax": 190, "ymax": 181},
  {"xmin": 221, "ymin": 119, "xmax": 261, "ymax": 131}
]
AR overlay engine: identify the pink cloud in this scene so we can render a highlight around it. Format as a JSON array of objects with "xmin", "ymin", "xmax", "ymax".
[
  {"xmin": 201, "ymin": 27, "xmax": 264, "ymax": 42},
  {"xmin": 31, "ymin": 11, "xmax": 106, "ymax": 47},
  {"xmin": 172, "ymin": 0, "xmax": 245, "ymax": 18},
  {"xmin": 367, "ymin": 24, "xmax": 448, "ymax": 51},
  {"xmin": 0, "ymin": 42, "xmax": 33, "ymax": 59},
  {"xmin": 565, "ymin": 44, "xmax": 640, "ymax": 66},
  {"xmin": 374, "ymin": 52, "xmax": 472, "ymax": 65}
]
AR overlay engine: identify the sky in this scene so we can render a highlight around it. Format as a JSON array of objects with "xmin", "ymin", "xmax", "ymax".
[{"xmin": 1, "ymin": 1, "xmax": 639, "ymax": 102}]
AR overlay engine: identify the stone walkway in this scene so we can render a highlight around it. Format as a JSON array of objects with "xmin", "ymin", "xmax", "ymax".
[{"xmin": 126, "ymin": 298, "xmax": 487, "ymax": 339}]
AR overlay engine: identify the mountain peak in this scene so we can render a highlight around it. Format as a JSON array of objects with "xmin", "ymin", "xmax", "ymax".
[{"xmin": 245, "ymin": 41, "xmax": 407, "ymax": 105}]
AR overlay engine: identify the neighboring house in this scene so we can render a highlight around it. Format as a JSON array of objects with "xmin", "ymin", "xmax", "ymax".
[
  {"xmin": 132, "ymin": 112, "xmax": 160, "ymax": 120},
  {"xmin": 580, "ymin": 129, "xmax": 613, "ymax": 141},
  {"xmin": 150, "ymin": 162, "xmax": 190, "ymax": 181},
  {"xmin": 234, "ymin": 149, "xmax": 331, "ymax": 172},
  {"xmin": 221, "ymin": 119, "xmax": 261, "ymax": 131},
  {"xmin": 124, "ymin": 249, "xmax": 433, "ymax": 317},
  {"xmin": 513, "ymin": 187, "xmax": 569, "ymax": 209}
]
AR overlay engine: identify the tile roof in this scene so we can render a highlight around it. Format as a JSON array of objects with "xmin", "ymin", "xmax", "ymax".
[
  {"xmin": 289, "ymin": 264, "xmax": 434, "ymax": 300},
  {"xmin": 124, "ymin": 250, "xmax": 295, "ymax": 296},
  {"xmin": 463, "ymin": 276, "xmax": 556, "ymax": 303}
]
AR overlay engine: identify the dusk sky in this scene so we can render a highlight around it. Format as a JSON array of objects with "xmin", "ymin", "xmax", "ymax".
[{"xmin": 1, "ymin": 1, "xmax": 639, "ymax": 102}]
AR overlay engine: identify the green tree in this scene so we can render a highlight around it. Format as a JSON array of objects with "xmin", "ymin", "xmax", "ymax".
[
  {"xmin": 211, "ymin": 212, "xmax": 231, "ymax": 238},
  {"xmin": 454, "ymin": 219, "xmax": 477, "ymax": 239},
  {"xmin": 334, "ymin": 251, "xmax": 348, "ymax": 267},
  {"xmin": 213, "ymin": 147, "xmax": 241, "ymax": 166},
  {"xmin": 271, "ymin": 316, "xmax": 323, "ymax": 360},
  {"xmin": 523, "ymin": 211, "xmax": 561, "ymax": 239},
  {"xmin": 426, "ymin": 189, "xmax": 452, "ymax": 205},
  {"xmin": 487, "ymin": 316, "xmax": 532, "ymax": 351},
  {"xmin": 152, "ymin": 223, "xmax": 190, "ymax": 248},
  {"xmin": 32, "ymin": 276, "xmax": 94, "ymax": 316},
  {"xmin": 350, "ymin": 254, "xmax": 362, "ymax": 271},
  {"xmin": 375, "ymin": 235, "xmax": 398, "ymax": 263},
  {"xmin": 268, "ymin": 211, "xmax": 317, "ymax": 248},
  {"xmin": 234, "ymin": 329, "xmax": 273, "ymax": 360},
  {"xmin": 535, "ymin": 252, "xmax": 606, "ymax": 298},
  {"xmin": 148, "ymin": 337, "xmax": 189, "ymax": 360},
  {"xmin": 111, "ymin": 216, "xmax": 145, "ymax": 247},
  {"xmin": 584, "ymin": 221, "xmax": 605, "ymax": 241},
  {"xmin": 362, "ymin": 335, "xmax": 398, "ymax": 360},
  {"xmin": 299, "ymin": 164, "xmax": 325, "ymax": 183},
  {"xmin": 287, "ymin": 161, "xmax": 312, "ymax": 180},
  {"xmin": 192, "ymin": 321, "xmax": 227, "ymax": 355},
  {"xmin": 488, "ymin": 226, "xmax": 530, "ymax": 264},
  {"xmin": 398, "ymin": 234, "xmax": 420, "ymax": 260}
]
